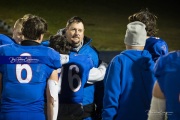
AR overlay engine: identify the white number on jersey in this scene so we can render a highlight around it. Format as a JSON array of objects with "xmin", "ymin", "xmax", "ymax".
[
  {"xmin": 16, "ymin": 53, "xmax": 32, "ymax": 83},
  {"xmin": 68, "ymin": 65, "xmax": 81, "ymax": 92}
]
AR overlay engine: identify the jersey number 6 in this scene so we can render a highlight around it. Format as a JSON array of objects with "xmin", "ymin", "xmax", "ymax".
[
  {"xmin": 16, "ymin": 53, "xmax": 32, "ymax": 83},
  {"xmin": 68, "ymin": 65, "xmax": 81, "ymax": 92}
]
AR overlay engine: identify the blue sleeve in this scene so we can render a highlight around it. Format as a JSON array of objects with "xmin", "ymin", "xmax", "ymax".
[
  {"xmin": 80, "ymin": 45, "xmax": 99, "ymax": 67},
  {"xmin": 154, "ymin": 55, "xmax": 165, "ymax": 92},
  {"xmin": 69, "ymin": 54, "xmax": 94, "ymax": 68},
  {"xmin": 153, "ymin": 40, "xmax": 168, "ymax": 61},
  {"xmin": 0, "ymin": 34, "xmax": 14, "ymax": 45},
  {"xmin": 154, "ymin": 57, "xmax": 163, "ymax": 77},
  {"xmin": 41, "ymin": 40, "xmax": 50, "ymax": 47},
  {"xmin": 0, "ymin": 47, "xmax": 3, "ymax": 72},
  {"xmin": 88, "ymin": 51, "xmax": 99, "ymax": 67},
  {"xmin": 154, "ymin": 51, "xmax": 179, "ymax": 93},
  {"xmin": 102, "ymin": 56, "xmax": 121, "ymax": 119},
  {"xmin": 47, "ymin": 48, "xmax": 61, "ymax": 69}
]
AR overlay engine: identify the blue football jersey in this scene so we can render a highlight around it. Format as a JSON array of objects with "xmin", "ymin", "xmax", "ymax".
[
  {"xmin": 0, "ymin": 34, "xmax": 16, "ymax": 45},
  {"xmin": 144, "ymin": 37, "xmax": 168, "ymax": 62},
  {"xmin": 0, "ymin": 43, "xmax": 61, "ymax": 112},
  {"xmin": 59, "ymin": 54, "xmax": 93, "ymax": 104},
  {"xmin": 154, "ymin": 51, "xmax": 180, "ymax": 119}
]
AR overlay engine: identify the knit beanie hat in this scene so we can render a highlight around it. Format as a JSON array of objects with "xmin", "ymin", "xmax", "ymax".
[{"xmin": 124, "ymin": 21, "xmax": 147, "ymax": 46}]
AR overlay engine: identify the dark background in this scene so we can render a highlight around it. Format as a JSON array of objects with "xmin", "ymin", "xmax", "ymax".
[{"xmin": 0, "ymin": 0, "xmax": 179, "ymax": 62}]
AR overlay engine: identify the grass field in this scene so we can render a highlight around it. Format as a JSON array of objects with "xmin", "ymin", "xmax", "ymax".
[{"xmin": 0, "ymin": 0, "xmax": 179, "ymax": 51}]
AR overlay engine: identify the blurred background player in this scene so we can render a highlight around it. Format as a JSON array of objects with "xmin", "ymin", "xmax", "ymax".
[
  {"xmin": 12, "ymin": 14, "xmax": 36, "ymax": 44},
  {"xmin": 0, "ymin": 14, "xmax": 35, "ymax": 45},
  {"xmin": 128, "ymin": 8, "xmax": 169, "ymax": 62},
  {"xmin": 148, "ymin": 50, "xmax": 180, "ymax": 120}
]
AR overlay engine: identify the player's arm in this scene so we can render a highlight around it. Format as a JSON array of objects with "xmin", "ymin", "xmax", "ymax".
[
  {"xmin": 87, "ymin": 61, "xmax": 108, "ymax": 84},
  {"xmin": 57, "ymin": 68, "xmax": 62, "ymax": 93},
  {"xmin": 148, "ymin": 81, "xmax": 166, "ymax": 120},
  {"xmin": 46, "ymin": 70, "xmax": 59, "ymax": 120}
]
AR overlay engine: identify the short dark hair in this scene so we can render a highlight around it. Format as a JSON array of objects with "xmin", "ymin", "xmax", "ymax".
[
  {"xmin": 66, "ymin": 16, "xmax": 84, "ymax": 28},
  {"xmin": 49, "ymin": 34, "xmax": 71, "ymax": 54},
  {"xmin": 128, "ymin": 8, "xmax": 158, "ymax": 36},
  {"xmin": 22, "ymin": 16, "xmax": 47, "ymax": 40}
]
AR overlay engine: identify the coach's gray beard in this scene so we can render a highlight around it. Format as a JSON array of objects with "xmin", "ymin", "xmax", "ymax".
[{"xmin": 71, "ymin": 41, "xmax": 83, "ymax": 52}]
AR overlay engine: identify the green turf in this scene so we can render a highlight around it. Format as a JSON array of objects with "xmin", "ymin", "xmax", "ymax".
[{"xmin": 0, "ymin": 0, "xmax": 179, "ymax": 51}]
